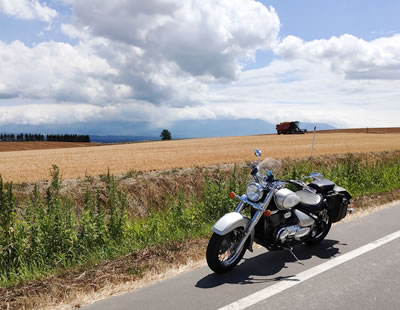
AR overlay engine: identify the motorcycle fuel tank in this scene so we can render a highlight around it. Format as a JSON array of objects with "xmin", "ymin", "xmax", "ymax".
[{"xmin": 274, "ymin": 188, "xmax": 301, "ymax": 210}]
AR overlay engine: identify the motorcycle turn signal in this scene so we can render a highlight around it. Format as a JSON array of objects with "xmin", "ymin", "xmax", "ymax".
[{"xmin": 264, "ymin": 210, "xmax": 272, "ymax": 217}]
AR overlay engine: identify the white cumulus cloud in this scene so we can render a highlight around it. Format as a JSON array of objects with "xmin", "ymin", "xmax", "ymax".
[
  {"xmin": 1, "ymin": 0, "xmax": 400, "ymax": 130},
  {"xmin": 200, "ymin": 57, "xmax": 400, "ymax": 128},
  {"xmin": 0, "ymin": 39, "xmax": 126, "ymax": 104},
  {"xmin": 276, "ymin": 34, "xmax": 400, "ymax": 80},
  {"xmin": 0, "ymin": 0, "xmax": 57, "ymax": 22},
  {"xmin": 73, "ymin": 0, "xmax": 280, "ymax": 81},
  {"xmin": 0, "ymin": 0, "xmax": 281, "ymax": 110}
]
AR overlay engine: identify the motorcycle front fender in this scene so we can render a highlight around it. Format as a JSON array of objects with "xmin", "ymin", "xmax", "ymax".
[{"xmin": 212, "ymin": 212, "xmax": 255, "ymax": 252}]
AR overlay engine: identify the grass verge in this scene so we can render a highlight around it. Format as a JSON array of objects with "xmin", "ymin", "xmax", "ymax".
[{"xmin": 1, "ymin": 151, "xmax": 400, "ymax": 309}]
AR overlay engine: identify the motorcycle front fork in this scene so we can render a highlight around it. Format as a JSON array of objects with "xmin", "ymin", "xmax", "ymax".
[
  {"xmin": 234, "ymin": 191, "xmax": 275, "ymax": 255},
  {"xmin": 233, "ymin": 195, "xmax": 304, "ymax": 265},
  {"xmin": 235, "ymin": 201, "xmax": 245, "ymax": 213}
]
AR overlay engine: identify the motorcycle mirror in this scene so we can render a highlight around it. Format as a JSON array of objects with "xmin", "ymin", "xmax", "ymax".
[{"xmin": 254, "ymin": 149, "xmax": 262, "ymax": 159}]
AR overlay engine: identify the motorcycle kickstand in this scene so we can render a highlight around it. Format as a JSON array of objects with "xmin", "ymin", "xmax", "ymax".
[{"xmin": 284, "ymin": 247, "xmax": 304, "ymax": 265}]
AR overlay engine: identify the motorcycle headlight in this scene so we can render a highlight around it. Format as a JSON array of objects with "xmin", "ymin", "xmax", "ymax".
[{"xmin": 246, "ymin": 182, "xmax": 264, "ymax": 202}]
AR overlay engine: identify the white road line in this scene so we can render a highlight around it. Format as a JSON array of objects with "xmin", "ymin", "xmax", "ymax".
[{"xmin": 218, "ymin": 230, "xmax": 400, "ymax": 310}]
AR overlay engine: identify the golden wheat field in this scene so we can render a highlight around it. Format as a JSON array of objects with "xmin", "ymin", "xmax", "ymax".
[{"xmin": 0, "ymin": 132, "xmax": 400, "ymax": 183}]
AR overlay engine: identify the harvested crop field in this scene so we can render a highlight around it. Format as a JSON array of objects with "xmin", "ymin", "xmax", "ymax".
[
  {"xmin": 0, "ymin": 132, "xmax": 399, "ymax": 183},
  {"xmin": 0, "ymin": 141, "xmax": 102, "ymax": 152},
  {"xmin": 318, "ymin": 127, "xmax": 400, "ymax": 134}
]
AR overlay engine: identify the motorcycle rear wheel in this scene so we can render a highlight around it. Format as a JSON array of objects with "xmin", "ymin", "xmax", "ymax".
[
  {"xmin": 305, "ymin": 215, "xmax": 332, "ymax": 245},
  {"xmin": 206, "ymin": 228, "xmax": 247, "ymax": 273}
]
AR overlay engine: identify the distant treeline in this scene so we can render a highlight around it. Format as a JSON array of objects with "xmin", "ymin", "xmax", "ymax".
[
  {"xmin": 46, "ymin": 134, "xmax": 91, "ymax": 142},
  {"xmin": 0, "ymin": 133, "xmax": 90, "ymax": 143}
]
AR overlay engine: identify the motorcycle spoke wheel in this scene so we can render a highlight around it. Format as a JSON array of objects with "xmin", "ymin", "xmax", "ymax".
[
  {"xmin": 217, "ymin": 230, "xmax": 242, "ymax": 266},
  {"xmin": 305, "ymin": 215, "xmax": 332, "ymax": 246},
  {"xmin": 206, "ymin": 228, "xmax": 247, "ymax": 273}
]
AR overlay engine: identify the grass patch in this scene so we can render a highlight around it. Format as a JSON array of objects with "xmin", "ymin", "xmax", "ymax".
[{"xmin": 1, "ymin": 151, "xmax": 400, "ymax": 289}]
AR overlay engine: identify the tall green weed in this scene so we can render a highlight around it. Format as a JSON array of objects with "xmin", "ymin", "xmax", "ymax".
[{"xmin": 1, "ymin": 152, "xmax": 400, "ymax": 286}]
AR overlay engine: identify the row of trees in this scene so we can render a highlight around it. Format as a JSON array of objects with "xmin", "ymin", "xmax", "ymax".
[
  {"xmin": 0, "ymin": 133, "xmax": 90, "ymax": 143},
  {"xmin": 0, "ymin": 133, "xmax": 45, "ymax": 142},
  {"xmin": 46, "ymin": 134, "xmax": 91, "ymax": 142}
]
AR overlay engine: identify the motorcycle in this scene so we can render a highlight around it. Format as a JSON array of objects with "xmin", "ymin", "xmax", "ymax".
[{"xmin": 206, "ymin": 149, "xmax": 353, "ymax": 273}]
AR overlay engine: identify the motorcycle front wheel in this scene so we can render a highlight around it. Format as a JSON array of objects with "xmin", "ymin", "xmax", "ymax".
[{"xmin": 206, "ymin": 228, "xmax": 247, "ymax": 273}]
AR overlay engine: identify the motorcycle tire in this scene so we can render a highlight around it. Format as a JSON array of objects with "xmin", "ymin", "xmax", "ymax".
[
  {"xmin": 206, "ymin": 228, "xmax": 248, "ymax": 273},
  {"xmin": 305, "ymin": 216, "xmax": 332, "ymax": 246}
]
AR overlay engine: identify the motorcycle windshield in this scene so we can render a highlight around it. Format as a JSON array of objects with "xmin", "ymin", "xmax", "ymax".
[{"xmin": 258, "ymin": 158, "xmax": 282, "ymax": 178}]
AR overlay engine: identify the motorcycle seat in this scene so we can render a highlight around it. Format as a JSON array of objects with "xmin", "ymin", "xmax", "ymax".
[{"xmin": 295, "ymin": 190, "xmax": 324, "ymax": 212}]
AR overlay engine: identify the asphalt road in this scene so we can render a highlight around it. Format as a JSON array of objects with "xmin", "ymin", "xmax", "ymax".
[{"xmin": 83, "ymin": 203, "xmax": 400, "ymax": 310}]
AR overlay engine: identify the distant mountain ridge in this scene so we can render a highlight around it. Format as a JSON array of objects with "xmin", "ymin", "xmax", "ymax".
[
  {"xmin": 90, "ymin": 135, "xmax": 159, "ymax": 143},
  {"xmin": 89, "ymin": 120, "xmax": 335, "ymax": 143},
  {"xmin": 170, "ymin": 119, "xmax": 335, "ymax": 138},
  {"xmin": 299, "ymin": 122, "xmax": 336, "ymax": 132},
  {"xmin": 0, "ymin": 119, "xmax": 336, "ymax": 143}
]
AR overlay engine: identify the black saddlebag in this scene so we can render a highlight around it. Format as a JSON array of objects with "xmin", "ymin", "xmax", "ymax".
[
  {"xmin": 308, "ymin": 179, "xmax": 335, "ymax": 193},
  {"xmin": 326, "ymin": 192, "xmax": 350, "ymax": 223}
]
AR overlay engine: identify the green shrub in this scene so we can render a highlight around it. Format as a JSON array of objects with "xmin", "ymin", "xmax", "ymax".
[{"xmin": 1, "ymin": 152, "xmax": 400, "ymax": 286}]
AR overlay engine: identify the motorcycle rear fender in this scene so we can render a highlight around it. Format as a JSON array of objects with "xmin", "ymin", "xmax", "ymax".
[
  {"xmin": 333, "ymin": 185, "xmax": 352, "ymax": 200},
  {"xmin": 212, "ymin": 212, "xmax": 255, "ymax": 252}
]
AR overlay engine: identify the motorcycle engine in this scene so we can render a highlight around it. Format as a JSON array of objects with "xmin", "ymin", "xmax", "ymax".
[
  {"xmin": 274, "ymin": 209, "xmax": 314, "ymax": 245},
  {"xmin": 275, "ymin": 225, "xmax": 311, "ymax": 244}
]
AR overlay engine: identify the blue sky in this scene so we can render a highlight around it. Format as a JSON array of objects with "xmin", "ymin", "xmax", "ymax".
[
  {"xmin": 0, "ymin": 0, "xmax": 399, "ymax": 135},
  {"xmin": 262, "ymin": 0, "xmax": 400, "ymax": 41},
  {"xmin": 0, "ymin": 1, "xmax": 72, "ymax": 46}
]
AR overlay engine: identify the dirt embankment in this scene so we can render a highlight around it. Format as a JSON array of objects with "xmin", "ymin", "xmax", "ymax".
[{"xmin": 11, "ymin": 150, "xmax": 400, "ymax": 217}]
